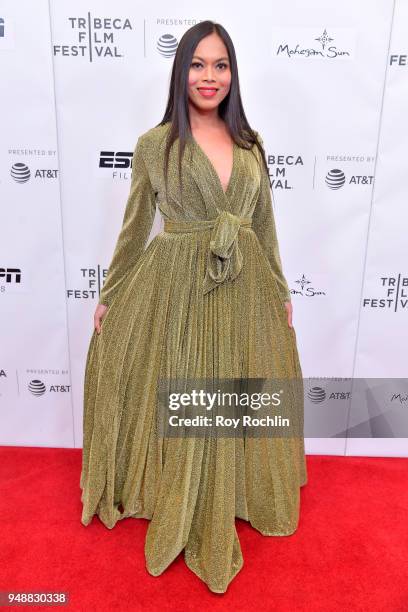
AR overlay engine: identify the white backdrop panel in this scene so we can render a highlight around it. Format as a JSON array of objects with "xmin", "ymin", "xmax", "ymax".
[
  {"xmin": 0, "ymin": 1, "xmax": 406, "ymax": 456},
  {"xmin": 0, "ymin": 0, "xmax": 73, "ymax": 446}
]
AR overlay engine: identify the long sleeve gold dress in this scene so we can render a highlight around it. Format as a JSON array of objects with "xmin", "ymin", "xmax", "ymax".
[{"xmin": 80, "ymin": 121, "xmax": 308, "ymax": 594}]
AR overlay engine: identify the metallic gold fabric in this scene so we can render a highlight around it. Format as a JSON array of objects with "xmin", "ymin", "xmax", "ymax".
[
  {"xmin": 80, "ymin": 122, "xmax": 307, "ymax": 594},
  {"xmin": 164, "ymin": 212, "xmax": 252, "ymax": 294}
]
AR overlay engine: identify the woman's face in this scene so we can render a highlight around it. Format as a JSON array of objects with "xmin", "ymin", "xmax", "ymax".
[{"xmin": 188, "ymin": 32, "xmax": 232, "ymax": 113}]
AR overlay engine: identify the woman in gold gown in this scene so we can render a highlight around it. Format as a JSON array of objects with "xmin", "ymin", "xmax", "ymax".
[{"xmin": 80, "ymin": 20, "xmax": 307, "ymax": 594}]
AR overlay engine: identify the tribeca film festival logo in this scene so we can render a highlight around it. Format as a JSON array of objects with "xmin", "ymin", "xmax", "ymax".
[
  {"xmin": 275, "ymin": 27, "xmax": 354, "ymax": 60},
  {"xmin": 363, "ymin": 275, "xmax": 408, "ymax": 312},
  {"xmin": 68, "ymin": 265, "xmax": 107, "ymax": 301},
  {"xmin": 266, "ymin": 153, "xmax": 303, "ymax": 191},
  {"xmin": 389, "ymin": 51, "xmax": 408, "ymax": 68},
  {"xmin": 53, "ymin": 14, "xmax": 132, "ymax": 61}
]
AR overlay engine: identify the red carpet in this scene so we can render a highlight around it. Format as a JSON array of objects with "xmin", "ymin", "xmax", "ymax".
[{"xmin": 0, "ymin": 447, "xmax": 407, "ymax": 611}]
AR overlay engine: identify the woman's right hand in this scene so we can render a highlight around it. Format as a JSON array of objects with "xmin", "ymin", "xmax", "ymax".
[{"xmin": 94, "ymin": 303, "xmax": 108, "ymax": 334}]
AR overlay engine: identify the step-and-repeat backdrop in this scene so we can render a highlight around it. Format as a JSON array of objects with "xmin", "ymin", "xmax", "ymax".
[{"xmin": 1, "ymin": 1, "xmax": 407, "ymax": 456}]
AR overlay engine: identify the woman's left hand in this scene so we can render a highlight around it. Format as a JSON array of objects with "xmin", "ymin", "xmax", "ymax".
[{"xmin": 284, "ymin": 301, "xmax": 293, "ymax": 328}]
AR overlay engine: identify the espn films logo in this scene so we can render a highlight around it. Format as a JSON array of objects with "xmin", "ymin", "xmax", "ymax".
[{"xmin": 0, "ymin": 268, "xmax": 21, "ymax": 284}]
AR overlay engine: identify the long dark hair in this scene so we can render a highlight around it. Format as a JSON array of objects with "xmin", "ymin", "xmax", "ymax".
[{"xmin": 155, "ymin": 20, "xmax": 269, "ymax": 204}]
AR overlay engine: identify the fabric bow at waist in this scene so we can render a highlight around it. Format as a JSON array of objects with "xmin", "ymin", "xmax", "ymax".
[{"xmin": 164, "ymin": 211, "xmax": 252, "ymax": 295}]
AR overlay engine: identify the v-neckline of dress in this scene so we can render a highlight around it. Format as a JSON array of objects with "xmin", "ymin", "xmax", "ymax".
[{"xmin": 191, "ymin": 135, "xmax": 237, "ymax": 199}]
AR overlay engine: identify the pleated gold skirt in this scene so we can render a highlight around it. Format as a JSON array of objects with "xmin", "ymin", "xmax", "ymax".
[{"xmin": 80, "ymin": 225, "xmax": 307, "ymax": 594}]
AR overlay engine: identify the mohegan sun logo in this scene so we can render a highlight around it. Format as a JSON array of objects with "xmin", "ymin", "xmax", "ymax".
[
  {"xmin": 292, "ymin": 274, "xmax": 326, "ymax": 298},
  {"xmin": 275, "ymin": 27, "xmax": 353, "ymax": 60},
  {"xmin": 314, "ymin": 28, "xmax": 334, "ymax": 50}
]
